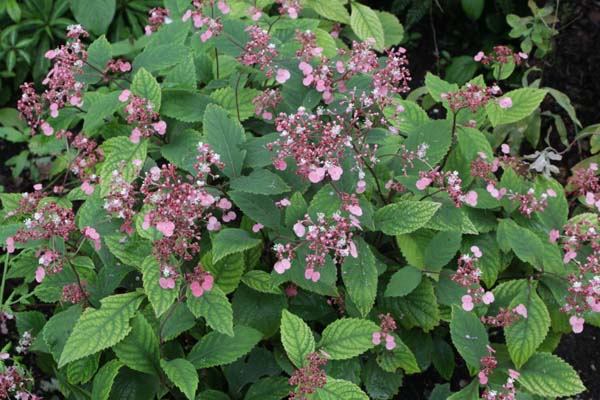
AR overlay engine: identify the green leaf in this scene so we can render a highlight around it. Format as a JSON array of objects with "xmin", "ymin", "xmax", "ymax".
[
  {"xmin": 545, "ymin": 87, "xmax": 581, "ymax": 127},
  {"xmin": 160, "ymin": 358, "xmax": 198, "ymax": 400},
  {"xmin": 519, "ymin": 353, "xmax": 585, "ymax": 397},
  {"xmin": 341, "ymin": 238, "xmax": 377, "ymax": 317},
  {"xmin": 233, "ymin": 285, "xmax": 286, "ymax": 337},
  {"xmin": 305, "ymin": 0, "xmax": 350, "ymax": 23},
  {"xmin": 244, "ymin": 376, "xmax": 291, "ymax": 400},
  {"xmin": 374, "ymin": 200, "xmax": 441, "ymax": 236},
  {"xmin": 70, "ymin": 0, "xmax": 116, "ymax": 35},
  {"xmin": 91, "ymin": 359, "xmax": 124, "ymax": 400},
  {"xmin": 314, "ymin": 378, "xmax": 369, "ymax": 400},
  {"xmin": 83, "ymin": 91, "xmax": 122, "ymax": 132},
  {"xmin": 461, "ymin": 0, "xmax": 485, "ymax": 20},
  {"xmin": 534, "ymin": 176, "xmax": 568, "ymax": 230},
  {"xmin": 505, "ymin": 287, "xmax": 550, "ymax": 368},
  {"xmin": 383, "ymin": 98, "xmax": 429, "ymax": 135},
  {"xmin": 67, "ymin": 353, "xmax": 100, "ymax": 384},
  {"xmin": 43, "ymin": 305, "xmax": 83, "ymax": 363},
  {"xmin": 212, "ymin": 228, "xmax": 261, "ymax": 263},
  {"xmin": 229, "ymin": 191, "xmax": 281, "ymax": 229},
  {"xmin": 447, "ymin": 379, "xmax": 480, "ymax": 400},
  {"xmin": 80, "ymin": 35, "xmax": 112, "ymax": 84},
  {"xmin": 385, "ymin": 279, "xmax": 440, "ymax": 331},
  {"xmin": 161, "ymin": 128, "xmax": 203, "ymax": 174},
  {"xmin": 486, "ymin": 88, "xmax": 547, "ymax": 127},
  {"xmin": 99, "ymin": 136, "xmax": 147, "ymax": 196},
  {"xmin": 204, "ymin": 104, "xmax": 246, "ymax": 178},
  {"xmin": 350, "ymin": 3, "xmax": 385, "ymax": 51},
  {"xmin": 449, "ymin": 305, "xmax": 489, "ymax": 367},
  {"xmin": 317, "ymin": 318, "xmax": 378, "ymax": 360},
  {"xmin": 105, "ymin": 234, "xmax": 152, "ymax": 268},
  {"xmin": 241, "ymin": 270, "xmax": 282, "ymax": 294},
  {"xmin": 161, "ymin": 90, "xmax": 212, "ymax": 122},
  {"xmin": 187, "ymin": 286, "xmax": 234, "ymax": 336},
  {"xmin": 131, "ymin": 67, "xmax": 162, "ymax": 111},
  {"xmin": 230, "ymin": 169, "xmax": 291, "ymax": 195},
  {"xmin": 384, "ymin": 266, "xmax": 422, "ymax": 297},
  {"xmin": 210, "ymin": 87, "xmax": 261, "ymax": 122},
  {"xmin": 376, "ymin": 335, "xmax": 420, "ymax": 374},
  {"xmin": 187, "ymin": 326, "xmax": 263, "ymax": 369},
  {"xmin": 424, "ymin": 231, "xmax": 462, "ymax": 271},
  {"xmin": 142, "ymin": 256, "xmax": 177, "ymax": 318},
  {"xmin": 404, "ymin": 119, "xmax": 453, "ymax": 170},
  {"xmin": 281, "ymin": 310, "xmax": 315, "ymax": 368},
  {"xmin": 425, "ymin": 73, "xmax": 459, "ymax": 102},
  {"xmin": 497, "ymin": 219, "xmax": 545, "ymax": 269},
  {"xmin": 377, "ymin": 11, "xmax": 404, "ymax": 47},
  {"xmin": 132, "ymin": 44, "xmax": 189, "ymax": 73},
  {"xmin": 113, "ymin": 314, "xmax": 160, "ymax": 376},
  {"xmin": 202, "ymin": 252, "xmax": 246, "ymax": 294},
  {"xmin": 59, "ymin": 292, "xmax": 144, "ymax": 367}
]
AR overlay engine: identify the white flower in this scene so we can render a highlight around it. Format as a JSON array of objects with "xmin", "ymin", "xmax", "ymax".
[{"xmin": 524, "ymin": 148, "xmax": 562, "ymax": 178}]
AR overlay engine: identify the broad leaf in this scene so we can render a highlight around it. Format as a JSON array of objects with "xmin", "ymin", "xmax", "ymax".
[
  {"xmin": 203, "ymin": 104, "xmax": 246, "ymax": 178},
  {"xmin": 187, "ymin": 326, "xmax": 263, "ymax": 369},
  {"xmin": 160, "ymin": 358, "xmax": 198, "ymax": 400},
  {"xmin": 449, "ymin": 305, "xmax": 489, "ymax": 367},
  {"xmin": 317, "ymin": 318, "xmax": 378, "ymax": 360},
  {"xmin": 374, "ymin": 200, "xmax": 441, "ymax": 236},
  {"xmin": 341, "ymin": 238, "xmax": 377, "ymax": 317},
  {"xmin": 281, "ymin": 309, "xmax": 315, "ymax": 368},
  {"xmin": 187, "ymin": 286, "xmax": 234, "ymax": 336},
  {"xmin": 519, "ymin": 353, "xmax": 585, "ymax": 397}
]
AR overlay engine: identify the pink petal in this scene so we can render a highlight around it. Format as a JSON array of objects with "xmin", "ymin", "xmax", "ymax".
[
  {"xmin": 464, "ymin": 191, "xmax": 478, "ymax": 207},
  {"xmin": 6, "ymin": 237, "xmax": 15, "ymax": 254},
  {"xmin": 153, "ymin": 121, "xmax": 167, "ymax": 135},
  {"xmin": 276, "ymin": 68, "xmax": 291, "ymax": 84},
  {"xmin": 515, "ymin": 304, "xmax": 528, "ymax": 318},
  {"xmin": 482, "ymin": 291, "xmax": 495, "ymax": 305},
  {"xmin": 348, "ymin": 205, "xmax": 362, "ymax": 216},
  {"xmin": 156, "ymin": 221, "xmax": 175, "ymax": 237},
  {"xmin": 190, "ymin": 281, "xmax": 204, "ymax": 297},
  {"xmin": 35, "ymin": 267, "xmax": 45, "ymax": 283},
  {"xmin": 327, "ymin": 165, "xmax": 343, "ymax": 181},
  {"xmin": 252, "ymin": 223, "xmax": 264, "ymax": 233},
  {"xmin": 308, "ymin": 168, "xmax": 325, "ymax": 183},
  {"xmin": 159, "ymin": 277, "xmax": 175, "ymax": 289},
  {"xmin": 372, "ymin": 332, "xmax": 381, "ymax": 345},
  {"xmin": 416, "ymin": 177, "xmax": 432, "ymax": 191},
  {"xmin": 293, "ymin": 222, "xmax": 306, "ymax": 237}
]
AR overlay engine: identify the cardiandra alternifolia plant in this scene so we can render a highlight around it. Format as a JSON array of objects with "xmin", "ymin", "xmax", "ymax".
[{"xmin": 0, "ymin": 0, "xmax": 597, "ymax": 399}]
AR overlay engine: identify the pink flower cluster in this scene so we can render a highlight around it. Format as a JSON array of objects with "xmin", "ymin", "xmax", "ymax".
[
  {"xmin": 276, "ymin": 0, "xmax": 302, "ymax": 18},
  {"xmin": 474, "ymin": 45, "xmax": 528, "ymax": 66},
  {"xmin": 288, "ymin": 352, "xmax": 328, "ymax": 400},
  {"xmin": 479, "ymin": 346, "xmax": 520, "ymax": 400},
  {"xmin": 557, "ymin": 217, "xmax": 600, "ymax": 333},
  {"xmin": 441, "ymin": 83, "xmax": 502, "ymax": 113},
  {"xmin": 275, "ymin": 210, "xmax": 358, "ymax": 281},
  {"xmin": 416, "ymin": 169, "xmax": 478, "ymax": 207},
  {"xmin": 183, "ymin": 1, "xmax": 229, "ymax": 42},
  {"xmin": 119, "ymin": 90, "xmax": 167, "ymax": 143},
  {"xmin": 507, "ymin": 187, "xmax": 556, "ymax": 217},
  {"xmin": 103, "ymin": 161, "xmax": 139, "ymax": 235},
  {"xmin": 61, "ymin": 282, "xmax": 89, "ymax": 304},
  {"xmin": 0, "ymin": 365, "xmax": 41, "ymax": 400},
  {"xmin": 238, "ymin": 26, "xmax": 289, "ymax": 82},
  {"xmin": 481, "ymin": 304, "xmax": 528, "ymax": 327},
  {"xmin": 569, "ymin": 163, "xmax": 600, "ymax": 211},
  {"xmin": 18, "ymin": 25, "xmax": 89, "ymax": 135},
  {"xmin": 372, "ymin": 313, "xmax": 397, "ymax": 350},
  {"xmin": 451, "ymin": 246, "xmax": 494, "ymax": 310},
  {"xmin": 252, "ymin": 88, "xmax": 282, "ymax": 120},
  {"xmin": 70, "ymin": 134, "xmax": 104, "ymax": 195},
  {"xmin": 103, "ymin": 58, "xmax": 132, "ymax": 76},
  {"xmin": 186, "ymin": 266, "xmax": 215, "ymax": 297},
  {"xmin": 145, "ymin": 7, "xmax": 171, "ymax": 35}
]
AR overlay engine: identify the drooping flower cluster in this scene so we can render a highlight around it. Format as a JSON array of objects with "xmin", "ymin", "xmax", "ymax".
[
  {"xmin": 183, "ymin": 1, "xmax": 229, "ymax": 42},
  {"xmin": 371, "ymin": 47, "xmax": 412, "ymax": 102},
  {"xmin": 557, "ymin": 216, "xmax": 600, "ymax": 333},
  {"xmin": 507, "ymin": 187, "xmax": 556, "ymax": 217},
  {"xmin": 145, "ymin": 7, "xmax": 172, "ymax": 35},
  {"xmin": 0, "ymin": 365, "xmax": 40, "ymax": 400},
  {"xmin": 70, "ymin": 134, "xmax": 104, "ymax": 195},
  {"xmin": 294, "ymin": 30, "xmax": 323, "ymax": 61},
  {"xmin": 17, "ymin": 25, "xmax": 89, "ymax": 135},
  {"xmin": 441, "ymin": 83, "xmax": 502, "ymax": 113},
  {"xmin": 451, "ymin": 246, "xmax": 494, "ymax": 310},
  {"xmin": 252, "ymin": 88, "xmax": 282, "ymax": 120},
  {"xmin": 61, "ymin": 282, "xmax": 89, "ymax": 304},
  {"xmin": 35, "ymin": 248, "xmax": 64, "ymax": 282},
  {"xmin": 103, "ymin": 58, "xmax": 132, "ymax": 77},
  {"xmin": 276, "ymin": 0, "xmax": 302, "ymax": 18},
  {"xmin": 119, "ymin": 90, "xmax": 167, "ymax": 143},
  {"xmin": 568, "ymin": 163, "xmax": 600, "ymax": 211},
  {"xmin": 276, "ymin": 211, "xmax": 357, "ymax": 281},
  {"xmin": 103, "ymin": 161, "xmax": 140, "ymax": 235},
  {"xmin": 372, "ymin": 313, "xmax": 397, "ymax": 350},
  {"xmin": 238, "ymin": 26, "xmax": 288, "ymax": 81},
  {"xmin": 185, "ymin": 265, "xmax": 215, "ymax": 297},
  {"xmin": 478, "ymin": 346, "xmax": 520, "ymax": 400},
  {"xmin": 288, "ymin": 352, "xmax": 328, "ymax": 400},
  {"xmin": 416, "ymin": 169, "xmax": 478, "ymax": 207},
  {"xmin": 481, "ymin": 304, "xmax": 528, "ymax": 328},
  {"xmin": 474, "ymin": 45, "xmax": 528, "ymax": 66}
]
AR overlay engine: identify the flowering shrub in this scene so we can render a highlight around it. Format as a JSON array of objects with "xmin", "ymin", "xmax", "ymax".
[{"xmin": 0, "ymin": 0, "xmax": 597, "ymax": 399}]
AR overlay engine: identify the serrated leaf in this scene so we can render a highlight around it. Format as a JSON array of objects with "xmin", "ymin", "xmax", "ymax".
[
  {"xmin": 99, "ymin": 136, "xmax": 147, "ymax": 196},
  {"xmin": 142, "ymin": 256, "xmax": 178, "ymax": 318},
  {"xmin": 187, "ymin": 286, "xmax": 234, "ymax": 336},
  {"xmin": 505, "ymin": 287, "xmax": 550, "ymax": 368},
  {"xmin": 210, "ymin": 86, "xmax": 261, "ymax": 121},
  {"xmin": 385, "ymin": 279, "xmax": 440, "ymax": 331},
  {"xmin": 384, "ymin": 266, "xmax": 422, "ymax": 297},
  {"xmin": 305, "ymin": 0, "xmax": 350, "ymax": 23},
  {"xmin": 519, "ymin": 353, "xmax": 585, "ymax": 397},
  {"xmin": 244, "ymin": 376, "xmax": 291, "ymax": 400},
  {"xmin": 376, "ymin": 334, "xmax": 420, "ymax": 374},
  {"xmin": 375, "ymin": 200, "xmax": 441, "ymax": 236},
  {"xmin": 67, "ymin": 353, "xmax": 100, "ymax": 384},
  {"xmin": 91, "ymin": 359, "xmax": 124, "ymax": 400},
  {"xmin": 80, "ymin": 35, "xmax": 112, "ymax": 84},
  {"xmin": 187, "ymin": 325, "xmax": 263, "ymax": 368},
  {"xmin": 161, "ymin": 128, "xmax": 203, "ymax": 174},
  {"xmin": 350, "ymin": 3, "xmax": 385, "ymax": 51},
  {"xmin": 160, "ymin": 358, "xmax": 198, "ymax": 400},
  {"xmin": 202, "ymin": 252, "xmax": 246, "ymax": 294},
  {"xmin": 43, "ymin": 305, "xmax": 83, "ymax": 363},
  {"xmin": 204, "ymin": 104, "xmax": 246, "ymax": 178},
  {"xmin": 229, "ymin": 191, "xmax": 281, "ymax": 229},
  {"xmin": 212, "ymin": 228, "xmax": 261, "ymax": 263},
  {"xmin": 447, "ymin": 379, "xmax": 479, "ymax": 400},
  {"xmin": 317, "ymin": 318, "xmax": 378, "ymax": 360},
  {"xmin": 83, "ymin": 91, "xmax": 122, "ymax": 132},
  {"xmin": 424, "ymin": 231, "xmax": 462, "ymax": 271},
  {"xmin": 161, "ymin": 90, "xmax": 212, "ymax": 122},
  {"xmin": 449, "ymin": 305, "xmax": 489, "ymax": 367},
  {"xmin": 133, "ymin": 44, "xmax": 189, "ymax": 73},
  {"xmin": 377, "ymin": 11, "xmax": 404, "ymax": 47},
  {"xmin": 497, "ymin": 219, "xmax": 545, "ymax": 269},
  {"xmin": 314, "ymin": 378, "xmax": 369, "ymax": 400},
  {"xmin": 59, "ymin": 292, "xmax": 144, "ymax": 367},
  {"xmin": 341, "ymin": 238, "xmax": 377, "ymax": 317},
  {"xmin": 486, "ymin": 88, "xmax": 547, "ymax": 127},
  {"xmin": 281, "ymin": 310, "xmax": 315, "ymax": 368},
  {"xmin": 131, "ymin": 67, "xmax": 162, "ymax": 110},
  {"xmin": 113, "ymin": 314, "xmax": 160, "ymax": 375},
  {"xmin": 104, "ymin": 234, "xmax": 152, "ymax": 268},
  {"xmin": 425, "ymin": 73, "xmax": 459, "ymax": 102},
  {"xmin": 230, "ymin": 169, "xmax": 291, "ymax": 195},
  {"xmin": 71, "ymin": 0, "xmax": 115, "ymax": 35},
  {"xmin": 241, "ymin": 270, "xmax": 282, "ymax": 294}
]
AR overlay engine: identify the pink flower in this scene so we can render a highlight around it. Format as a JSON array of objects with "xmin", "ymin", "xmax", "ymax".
[
  {"xmin": 508, "ymin": 369, "xmax": 520, "ymax": 380},
  {"xmin": 293, "ymin": 222, "xmax": 306, "ymax": 237},
  {"xmin": 372, "ymin": 332, "xmax": 381, "ymax": 345},
  {"xmin": 356, "ymin": 180, "xmax": 366, "ymax": 194},
  {"xmin": 252, "ymin": 223, "xmax": 264, "ymax": 233},
  {"xmin": 0, "ymin": 353, "xmax": 8, "ymax": 360},
  {"xmin": 201, "ymin": 30, "xmax": 213, "ymax": 42},
  {"xmin": 514, "ymin": 304, "xmax": 528, "ymax": 318},
  {"xmin": 156, "ymin": 221, "xmax": 175, "ymax": 237},
  {"xmin": 274, "ymin": 258, "xmax": 291, "ymax": 274},
  {"xmin": 202, "ymin": 274, "xmax": 214, "ymax": 290},
  {"xmin": 464, "ymin": 191, "xmax": 478, "ymax": 206},
  {"xmin": 478, "ymin": 371, "xmax": 489, "ymax": 385},
  {"xmin": 35, "ymin": 266, "xmax": 46, "ymax": 283},
  {"xmin": 84, "ymin": 227, "xmax": 102, "ymax": 250},
  {"xmin": 308, "ymin": 167, "xmax": 325, "ymax": 183},
  {"xmin": 482, "ymin": 291, "xmax": 495, "ymax": 305},
  {"xmin": 474, "ymin": 51, "xmax": 485, "ymax": 62},
  {"xmin": 45, "ymin": 49, "xmax": 56, "ymax": 59},
  {"xmin": 222, "ymin": 211, "xmax": 236, "ymax": 222},
  {"xmin": 563, "ymin": 250, "xmax": 577, "ymax": 264},
  {"xmin": 499, "ymin": 97, "xmax": 513, "ymax": 109},
  {"xmin": 385, "ymin": 335, "xmax": 396, "ymax": 350},
  {"xmin": 327, "ymin": 165, "xmax": 343, "ymax": 181},
  {"xmin": 217, "ymin": 198, "xmax": 232, "ymax": 210},
  {"xmin": 41, "ymin": 122, "xmax": 54, "ymax": 136},
  {"xmin": 501, "ymin": 144, "xmax": 510, "ymax": 154},
  {"xmin": 546, "ymin": 189, "xmax": 557, "ymax": 197},
  {"xmin": 518, "ymin": 52, "xmax": 528, "ymax": 59},
  {"xmin": 461, "ymin": 295, "xmax": 474, "ymax": 311},
  {"xmin": 153, "ymin": 121, "xmax": 167, "ymax": 135},
  {"xmin": 132, "ymin": 159, "xmax": 143, "ymax": 167},
  {"xmin": 586, "ymin": 192, "xmax": 595, "ymax": 205},
  {"xmin": 199, "ymin": 193, "xmax": 215, "ymax": 206},
  {"xmin": 6, "ymin": 237, "xmax": 15, "ymax": 254},
  {"xmin": 274, "ymin": 159, "xmax": 287, "ymax": 171},
  {"xmin": 190, "ymin": 281, "xmax": 205, "ymax": 297},
  {"xmin": 50, "ymin": 103, "xmax": 59, "ymax": 118},
  {"xmin": 33, "ymin": 183, "xmax": 43, "ymax": 191},
  {"xmin": 276, "ymin": 68, "xmax": 291, "ymax": 84},
  {"xmin": 206, "ymin": 216, "xmax": 221, "ymax": 231},
  {"xmin": 279, "ymin": 198, "xmax": 291, "ymax": 207},
  {"xmin": 119, "ymin": 90, "xmax": 131, "ymax": 102},
  {"xmin": 569, "ymin": 315, "xmax": 585, "ymax": 334},
  {"xmin": 81, "ymin": 181, "xmax": 94, "ymax": 195},
  {"xmin": 471, "ymin": 246, "xmax": 482, "ymax": 258},
  {"xmin": 159, "ymin": 277, "xmax": 175, "ymax": 289},
  {"xmin": 347, "ymin": 205, "xmax": 362, "ymax": 216},
  {"xmin": 549, "ymin": 229, "xmax": 560, "ymax": 243},
  {"xmin": 304, "ymin": 268, "xmax": 320, "ymax": 282},
  {"xmin": 349, "ymin": 241, "xmax": 358, "ymax": 258},
  {"xmin": 299, "ymin": 61, "xmax": 313, "ymax": 75},
  {"xmin": 590, "ymin": 163, "xmax": 599, "ymax": 171},
  {"xmin": 416, "ymin": 177, "xmax": 432, "ymax": 191},
  {"xmin": 217, "ymin": 0, "xmax": 230, "ymax": 14},
  {"xmin": 130, "ymin": 127, "xmax": 142, "ymax": 143}
]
